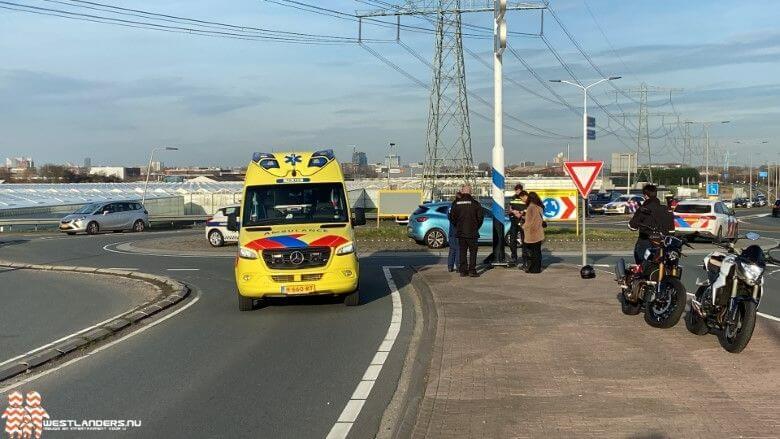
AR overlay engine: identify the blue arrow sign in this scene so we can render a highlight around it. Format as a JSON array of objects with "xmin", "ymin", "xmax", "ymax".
[{"xmin": 707, "ymin": 182, "xmax": 719, "ymax": 196}]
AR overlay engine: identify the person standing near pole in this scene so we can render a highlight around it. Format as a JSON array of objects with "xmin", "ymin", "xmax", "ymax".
[
  {"xmin": 521, "ymin": 191, "xmax": 545, "ymax": 273},
  {"xmin": 507, "ymin": 183, "xmax": 527, "ymax": 268},
  {"xmin": 449, "ymin": 185, "xmax": 484, "ymax": 277}
]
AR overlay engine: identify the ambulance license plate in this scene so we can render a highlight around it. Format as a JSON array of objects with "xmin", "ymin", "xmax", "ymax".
[{"xmin": 282, "ymin": 284, "xmax": 315, "ymax": 295}]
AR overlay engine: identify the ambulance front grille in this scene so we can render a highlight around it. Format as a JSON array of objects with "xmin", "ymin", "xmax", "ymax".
[{"xmin": 262, "ymin": 247, "xmax": 331, "ymax": 270}]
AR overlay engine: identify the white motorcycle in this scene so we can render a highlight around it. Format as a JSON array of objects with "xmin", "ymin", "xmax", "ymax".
[{"xmin": 686, "ymin": 232, "xmax": 779, "ymax": 353}]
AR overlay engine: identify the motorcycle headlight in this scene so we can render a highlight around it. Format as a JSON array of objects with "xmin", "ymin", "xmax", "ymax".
[
  {"xmin": 739, "ymin": 261, "xmax": 764, "ymax": 285},
  {"xmin": 336, "ymin": 242, "xmax": 355, "ymax": 255},
  {"xmin": 238, "ymin": 247, "xmax": 258, "ymax": 260}
]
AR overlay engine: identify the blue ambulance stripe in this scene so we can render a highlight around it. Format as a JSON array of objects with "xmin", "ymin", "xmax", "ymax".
[{"xmin": 267, "ymin": 235, "xmax": 308, "ymax": 248}]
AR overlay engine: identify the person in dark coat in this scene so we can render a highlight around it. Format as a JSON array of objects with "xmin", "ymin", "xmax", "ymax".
[
  {"xmin": 521, "ymin": 191, "xmax": 545, "ymax": 273},
  {"xmin": 629, "ymin": 184, "xmax": 674, "ymax": 264},
  {"xmin": 447, "ymin": 192, "xmax": 462, "ymax": 272},
  {"xmin": 507, "ymin": 183, "xmax": 527, "ymax": 268},
  {"xmin": 448, "ymin": 185, "xmax": 484, "ymax": 277}
]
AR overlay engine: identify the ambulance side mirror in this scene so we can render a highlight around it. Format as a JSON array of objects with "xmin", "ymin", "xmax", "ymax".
[
  {"xmin": 226, "ymin": 214, "xmax": 239, "ymax": 232},
  {"xmin": 351, "ymin": 208, "xmax": 366, "ymax": 227}
]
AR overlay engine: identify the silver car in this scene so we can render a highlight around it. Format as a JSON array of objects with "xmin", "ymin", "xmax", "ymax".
[{"xmin": 59, "ymin": 201, "xmax": 149, "ymax": 235}]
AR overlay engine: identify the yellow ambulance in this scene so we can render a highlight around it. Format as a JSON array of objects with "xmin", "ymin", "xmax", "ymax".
[{"xmin": 228, "ymin": 150, "xmax": 365, "ymax": 311}]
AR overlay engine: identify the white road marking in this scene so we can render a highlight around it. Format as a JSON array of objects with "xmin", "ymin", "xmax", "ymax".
[
  {"xmin": 1, "ymin": 291, "xmax": 200, "ymax": 393},
  {"xmin": 326, "ymin": 265, "xmax": 404, "ymax": 439},
  {"xmin": 103, "ymin": 242, "xmax": 233, "ymax": 259},
  {"xmin": 106, "ymin": 267, "xmax": 138, "ymax": 271},
  {"xmin": 166, "ymin": 268, "xmax": 200, "ymax": 271}
]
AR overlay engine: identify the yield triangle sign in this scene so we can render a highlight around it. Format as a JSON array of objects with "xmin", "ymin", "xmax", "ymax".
[{"xmin": 564, "ymin": 161, "xmax": 604, "ymax": 198}]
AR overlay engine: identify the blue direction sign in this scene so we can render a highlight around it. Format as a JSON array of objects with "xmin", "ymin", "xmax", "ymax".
[
  {"xmin": 707, "ymin": 182, "xmax": 719, "ymax": 196},
  {"xmin": 586, "ymin": 129, "xmax": 596, "ymax": 140},
  {"xmin": 759, "ymin": 171, "xmax": 768, "ymax": 178},
  {"xmin": 587, "ymin": 116, "xmax": 595, "ymax": 128}
]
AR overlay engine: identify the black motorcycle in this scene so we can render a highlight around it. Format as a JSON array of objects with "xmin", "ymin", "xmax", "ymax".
[
  {"xmin": 614, "ymin": 231, "xmax": 691, "ymax": 328},
  {"xmin": 686, "ymin": 232, "xmax": 779, "ymax": 353}
]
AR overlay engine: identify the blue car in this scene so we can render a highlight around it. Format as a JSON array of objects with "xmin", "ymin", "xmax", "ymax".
[{"xmin": 406, "ymin": 201, "xmax": 512, "ymax": 249}]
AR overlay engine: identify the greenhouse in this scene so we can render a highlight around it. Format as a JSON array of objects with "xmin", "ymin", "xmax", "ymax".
[{"xmin": 0, "ymin": 182, "xmax": 243, "ymax": 218}]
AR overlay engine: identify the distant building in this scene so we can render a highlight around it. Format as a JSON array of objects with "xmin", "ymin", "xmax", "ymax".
[
  {"xmin": 150, "ymin": 161, "xmax": 164, "ymax": 172},
  {"xmin": 611, "ymin": 153, "xmax": 637, "ymax": 174},
  {"xmin": 89, "ymin": 166, "xmax": 141, "ymax": 180},
  {"xmin": 351, "ymin": 151, "xmax": 368, "ymax": 167},
  {"xmin": 83, "ymin": 157, "xmax": 91, "ymax": 170},
  {"xmin": 4, "ymin": 157, "xmax": 34, "ymax": 172},
  {"xmin": 385, "ymin": 154, "xmax": 401, "ymax": 168}
]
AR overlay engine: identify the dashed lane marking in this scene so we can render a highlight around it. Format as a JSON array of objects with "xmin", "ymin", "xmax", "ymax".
[{"xmin": 326, "ymin": 265, "xmax": 404, "ymax": 439}]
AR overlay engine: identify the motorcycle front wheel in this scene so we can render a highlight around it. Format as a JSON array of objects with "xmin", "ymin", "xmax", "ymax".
[
  {"xmin": 718, "ymin": 300, "xmax": 757, "ymax": 353},
  {"xmin": 644, "ymin": 278, "xmax": 686, "ymax": 328}
]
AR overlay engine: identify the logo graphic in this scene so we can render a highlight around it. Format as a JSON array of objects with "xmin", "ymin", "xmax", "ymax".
[
  {"xmin": 543, "ymin": 198, "xmax": 560, "ymax": 218},
  {"xmin": 284, "ymin": 154, "xmax": 302, "ymax": 165},
  {"xmin": 289, "ymin": 251, "xmax": 305, "ymax": 265},
  {"xmin": 3, "ymin": 391, "xmax": 49, "ymax": 439}
]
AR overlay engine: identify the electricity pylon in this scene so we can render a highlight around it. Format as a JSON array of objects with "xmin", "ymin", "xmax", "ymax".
[
  {"xmin": 615, "ymin": 83, "xmax": 681, "ymax": 182},
  {"xmin": 357, "ymin": 1, "xmax": 545, "ymax": 199}
]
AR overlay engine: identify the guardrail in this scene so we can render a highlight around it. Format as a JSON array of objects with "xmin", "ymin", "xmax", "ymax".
[{"xmin": 0, "ymin": 215, "xmax": 210, "ymax": 230}]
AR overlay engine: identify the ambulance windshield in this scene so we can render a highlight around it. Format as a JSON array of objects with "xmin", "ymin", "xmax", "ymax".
[{"xmin": 242, "ymin": 183, "xmax": 348, "ymax": 227}]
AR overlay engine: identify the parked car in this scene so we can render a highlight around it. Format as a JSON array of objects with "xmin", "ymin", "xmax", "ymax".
[
  {"xmin": 407, "ymin": 201, "xmax": 511, "ymax": 249},
  {"xmin": 773, "ymin": 199, "xmax": 780, "ymax": 218},
  {"xmin": 673, "ymin": 199, "xmax": 737, "ymax": 242},
  {"xmin": 733, "ymin": 197, "xmax": 750, "ymax": 208},
  {"xmin": 752, "ymin": 196, "xmax": 768, "ymax": 207},
  {"xmin": 588, "ymin": 191, "xmax": 621, "ymax": 214},
  {"xmin": 205, "ymin": 205, "xmax": 240, "ymax": 247},
  {"xmin": 603, "ymin": 195, "xmax": 645, "ymax": 215},
  {"xmin": 60, "ymin": 201, "xmax": 149, "ymax": 235}
]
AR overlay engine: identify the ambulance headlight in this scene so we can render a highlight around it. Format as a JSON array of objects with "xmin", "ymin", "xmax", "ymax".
[
  {"xmin": 336, "ymin": 242, "xmax": 354, "ymax": 256},
  {"xmin": 239, "ymin": 247, "xmax": 258, "ymax": 260}
]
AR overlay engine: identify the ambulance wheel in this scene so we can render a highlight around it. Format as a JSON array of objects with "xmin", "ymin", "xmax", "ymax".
[
  {"xmin": 344, "ymin": 289, "xmax": 360, "ymax": 306},
  {"xmin": 238, "ymin": 293, "xmax": 254, "ymax": 311},
  {"xmin": 208, "ymin": 229, "xmax": 225, "ymax": 247},
  {"xmin": 714, "ymin": 226, "xmax": 723, "ymax": 243}
]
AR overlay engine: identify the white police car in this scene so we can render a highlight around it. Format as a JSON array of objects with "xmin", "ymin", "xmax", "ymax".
[{"xmin": 205, "ymin": 205, "xmax": 240, "ymax": 247}]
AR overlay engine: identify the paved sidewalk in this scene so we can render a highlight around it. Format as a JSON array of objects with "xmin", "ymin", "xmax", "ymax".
[{"xmin": 411, "ymin": 265, "xmax": 780, "ymax": 438}]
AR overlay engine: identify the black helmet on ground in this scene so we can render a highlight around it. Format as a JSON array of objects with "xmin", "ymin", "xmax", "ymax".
[{"xmin": 580, "ymin": 265, "xmax": 596, "ymax": 279}]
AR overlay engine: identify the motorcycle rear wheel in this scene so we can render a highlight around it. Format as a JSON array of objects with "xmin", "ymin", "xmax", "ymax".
[
  {"xmin": 644, "ymin": 278, "xmax": 686, "ymax": 328},
  {"xmin": 685, "ymin": 286, "xmax": 709, "ymax": 335},
  {"xmin": 718, "ymin": 301, "xmax": 757, "ymax": 354},
  {"xmin": 620, "ymin": 294, "xmax": 641, "ymax": 315}
]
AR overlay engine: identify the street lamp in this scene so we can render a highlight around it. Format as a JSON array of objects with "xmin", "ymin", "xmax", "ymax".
[
  {"xmin": 550, "ymin": 76, "xmax": 621, "ymax": 267},
  {"xmin": 142, "ymin": 146, "xmax": 178, "ymax": 205},
  {"xmin": 735, "ymin": 141, "xmax": 767, "ymax": 202}
]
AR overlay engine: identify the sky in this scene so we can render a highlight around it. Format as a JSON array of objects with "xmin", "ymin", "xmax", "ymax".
[{"xmin": 0, "ymin": 0, "xmax": 778, "ymax": 169}]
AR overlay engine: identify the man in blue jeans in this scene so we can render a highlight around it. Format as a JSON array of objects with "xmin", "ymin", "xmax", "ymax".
[{"xmin": 447, "ymin": 192, "xmax": 462, "ymax": 272}]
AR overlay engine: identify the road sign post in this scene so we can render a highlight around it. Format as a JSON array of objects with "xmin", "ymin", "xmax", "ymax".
[
  {"xmin": 564, "ymin": 161, "xmax": 604, "ymax": 267},
  {"xmin": 490, "ymin": 0, "xmax": 508, "ymax": 266}
]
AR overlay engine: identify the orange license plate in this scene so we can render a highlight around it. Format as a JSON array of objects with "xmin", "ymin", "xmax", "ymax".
[{"xmin": 282, "ymin": 284, "xmax": 315, "ymax": 295}]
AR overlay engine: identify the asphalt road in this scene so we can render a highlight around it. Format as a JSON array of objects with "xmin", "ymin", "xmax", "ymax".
[
  {"xmin": 0, "ymin": 269, "xmax": 149, "ymax": 362},
  {"xmin": 0, "ymin": 231, "xmax": 413, "ymax": 438}
]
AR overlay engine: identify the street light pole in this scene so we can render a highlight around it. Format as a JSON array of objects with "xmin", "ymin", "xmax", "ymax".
[
  {"xmin": 550, "ymin": 76, "xmax": 621, "ymax": 267},
  {"xmin": 142, "ymin": 146, "xmax": 178, "ymax": 205}
]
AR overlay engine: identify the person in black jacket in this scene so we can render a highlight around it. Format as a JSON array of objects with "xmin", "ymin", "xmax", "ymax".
[
  {"xmin": 628, "ymin": 184, "xmax": 674, "ymax": 264},
  {"xmin": 507, "ymin": 183, "xmax": 527, "ymax": 267},
  {"xmin": 448, "ymin": 185, "xmax": 484, "ymax": 277}
]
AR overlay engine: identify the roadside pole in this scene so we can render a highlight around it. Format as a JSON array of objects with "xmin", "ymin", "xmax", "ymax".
[{"xmin": 490, "ymin": 0, "xmax": 508, "ymax": 266}]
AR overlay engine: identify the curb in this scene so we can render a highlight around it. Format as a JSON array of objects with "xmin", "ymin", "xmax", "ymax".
[
  {"xmin": 0, "ymin": 260, "xmax": 191, "ymax": 382},
  {"xmin": 376, "ymin": 266, "xmax": 438, "ymax": 439}
]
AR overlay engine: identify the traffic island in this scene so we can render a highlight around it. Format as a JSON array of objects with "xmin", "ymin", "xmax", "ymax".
[
  {"xmin": 0, "ymin": 260, "xmax": 191, "ymax": 382},
  {"xmin": 407, "ymin": 264, "xmax": 780, "ymax": 438}
]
